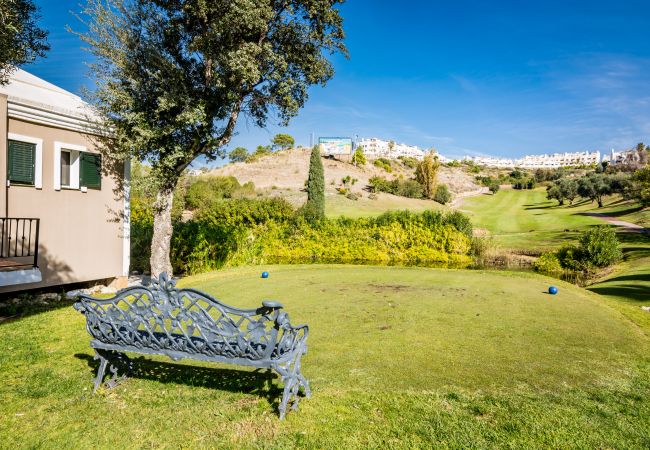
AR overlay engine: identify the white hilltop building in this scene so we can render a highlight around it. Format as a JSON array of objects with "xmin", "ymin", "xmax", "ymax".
[
  {"xmin": 601, "ymin": 148, "xmax": 641, "ymax": 165},
  {"xmin": 356, "ymin": 137, "xmax": 429, "ymax": 160},
  {"xmin": 464, "ymin": 150, "xmax": 601, "ymax": 168}
]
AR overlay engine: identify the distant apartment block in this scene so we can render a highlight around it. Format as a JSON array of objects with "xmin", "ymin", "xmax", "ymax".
[
  {"xmin": 464, "ymin": 150, "xmax": 601, "ymax": 168},
  {"xmin": 356, "ymin": 138, "xmax": 427, "ymax": 160}
]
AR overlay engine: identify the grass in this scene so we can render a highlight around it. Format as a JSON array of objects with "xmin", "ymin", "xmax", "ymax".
[
  {"xmin": 460, "ymin": 187, "xmax": 650, "ymax": 314},
  {"xmin": 326, "ymin": 192, "xmax": 443, "ymax": 218},
  {"xmin": 1, "ymin": 265, "xmax": 650, "ymax": 448},
  {"xmin": 459, "ymin": 188, "xmax": 610, "ymax": 250},
  {"xmin": 595, "ymin": 198, "xmax": 650, "ymax": 227}
]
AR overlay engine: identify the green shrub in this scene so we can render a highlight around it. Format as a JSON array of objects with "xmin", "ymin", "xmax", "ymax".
[
  {"xmin": 554, "ymin": 226, "xmax": 622, "ymax": 271},
  {"xmin": 196, "ymin": 197, "xmax": 295, "ymax": 227},
  {"xmin": 369, "ymin": 176, "xmax": 423, "ymax": 198},
  {"xmin": 578, "ymin": 226, "xmax": 622, "ymax": 267},
  {"xmin": 443, "ymin": 210, "xmax": 473, "ymax": 238},
  {"xmin": 533, "ymin": 252, "xmax": 563, "ymax": 274},
  {"xmin": 373, "ymin": 158, "xmax": 392, "ymax": 173},
  {"xmin": 396, "ymin": 179, "xmax": 424, "ymax": 198},
  {"xmin": 398, "ymin": 156, "xmax": 419, "ymax": 169},
  {"xmin": 556, "ymin": 244, "xmax": 585, "ymax": 271},
  {"xmin": 433, "ymin": 184, "xmax": 452, "ymax": 204},
  {"xmin": 131, "ymin": 200, "xmax": 476, "ymax": 275},
  {"xmin": 185, "ymin": 176, "xmax": 255, "ymax": 211}
]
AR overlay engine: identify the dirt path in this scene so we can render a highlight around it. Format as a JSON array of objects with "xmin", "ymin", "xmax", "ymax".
[
  {"xmin": 450, "ymin": 187, "xmax": 489, "ymax": 208},
  {"xmin": 582, "ymin": 212, "xmax": 649, "ymax": 233}
]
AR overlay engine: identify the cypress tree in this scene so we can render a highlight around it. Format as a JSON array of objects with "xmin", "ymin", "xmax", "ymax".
[{"xmin": 305, "ymin": 145, "xmax": 325, "ymax": 221}]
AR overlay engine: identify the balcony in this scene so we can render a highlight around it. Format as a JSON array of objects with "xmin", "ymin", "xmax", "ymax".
[{"xmin": 0, "ymin": 218, "xmax": 42, "ymax": 286}]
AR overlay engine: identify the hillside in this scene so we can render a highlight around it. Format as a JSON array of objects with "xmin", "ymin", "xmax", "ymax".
[{"xmin": 213, "ymin": 148, "xmax": 479, "ymax": 193}]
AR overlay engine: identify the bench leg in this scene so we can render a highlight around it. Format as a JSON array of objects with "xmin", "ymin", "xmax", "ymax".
[
  {"xmin": 274, "ymin": 352, "xmax": 310, "ymax": 420},
  {"xmin": 92, "ymin": 349, "xmax": 132, "ymax": 392},
  {"xmin": 93, "ymin": 350, "xmax": 109, "ymax": 393}
]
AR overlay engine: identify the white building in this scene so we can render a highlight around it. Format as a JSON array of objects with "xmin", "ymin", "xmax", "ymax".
[
  {"xmin": 517, "ymin": 151, "xmax": 600, "ymax": 168},
  {"xmin": 602, "ymin": 148, "xmax": 639, "ymax": 165},
  {"xmin": 464, "ymin": 150, "xmax": 601, "ymax": 168},
  {"xmin": 463, "ymin": 156, "xmax": 515, "ymax": 168},
  {"xmin": 356, "ymin": 138, "xmax": 427, "ymax": 160}
]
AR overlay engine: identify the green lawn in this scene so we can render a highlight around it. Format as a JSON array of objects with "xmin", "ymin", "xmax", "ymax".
[
  {"xmin": 459, "ymin": 187, "xmax": 650, "ymax": 310},
  {"xmin": 2, "ymin": 265, "xmax": 650, "ymax": 448},
  {"xmin": 326, "ymin": 192, "xmax": 443, "ymax": 218},
  {"xmin": 596, "ymin": 198, "xmax": 650, "ymax": 227},
  {"xmin": 459, "ymin": 188, "xmax": 611, "ymax": 250}
]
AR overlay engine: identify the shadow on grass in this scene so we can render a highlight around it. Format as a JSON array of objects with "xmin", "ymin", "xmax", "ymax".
[
  {"xmin": 588, "ymin": 285, "xmax": 650, "ymax": 302},
  {"xmin": 74, "ymin": 353, "xmax": 284, "ymax": 410},
  {"xmin": 600, "ymin": 205, "xmax": 646, "ymax": 217},
  {"xmin": 523, "ymin": 204, "xmax": 557, "ymax": 210},
  {"xmin": 0, "ymin": 297, "xmax": 77, "ymax": 326}
]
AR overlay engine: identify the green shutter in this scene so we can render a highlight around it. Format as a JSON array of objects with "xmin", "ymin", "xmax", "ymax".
[
  {"xmin": 7, "ymin": 140, "xmax": 36, "ymax": 185},
  {"xmin": 80, "ymin": 153, "xmax": 102, "ymax": 190}
]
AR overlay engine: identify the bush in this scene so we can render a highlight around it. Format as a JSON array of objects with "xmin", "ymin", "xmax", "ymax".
[
  {"xmin": 245, "ymin": 145, "xmax": 272, "ymax": 163},
  {"xmin": 351, "ymin": 147, "xmax": 366, "ymax": 166},
  {"xmin": 488, "ymin": 183, "xmax": 500, "ymax": 194},
  {"xmin": 533, "ymin": 252, "xmax": 563, "ymax": 274},
  {"xmin": 554, "ymin": 226, "xmax": 622, "ymax": 271},
  {"xmin": 369, "ymin": 176, "xmax": 423, "ymax": 199},
  {"xmin": 373, "ymin": 158, "xmax": 392, "ymax": 173},
  {"xmin": 578, "ymin": 226, "xmax": 622, "ymax": 267},
  {"xmin": 185, "ymin": 176, "xmax": 255, "ymax": 211},
  {"xmin": 398, "ymin": 156, "xmax": 419, "ymax": 169},
  {"xmin": 396, "ymin": 179, "xmax": 424, "ymax": 198},
  {"xmin": 443, "ymin": 210, "xmax": 473, "ymax": 238},
  {"xmin": 131, "ymin": 198, "xmax": 476, "ymax": 275},
  {"xmin": 433, "ymin": 184, "xmax": 452, "ymax": 204}
]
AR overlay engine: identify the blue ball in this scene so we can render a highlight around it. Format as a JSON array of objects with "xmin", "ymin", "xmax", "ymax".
[
  {"xmin": 261, "ymin": 271, "xmax": 269, "ymax": 279},
  {"xmin": 549, "ymin": 286, "xmax": 558, "ymax": 295}
]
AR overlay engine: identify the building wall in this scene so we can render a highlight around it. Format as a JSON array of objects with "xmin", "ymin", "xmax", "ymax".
[
  {"xmin": 0, "ymin": 116, "xmax": 126, "ymax": 293},
  {"xmin": 0, "ymin": 95, "xmax": 7, "ymax": 216}
]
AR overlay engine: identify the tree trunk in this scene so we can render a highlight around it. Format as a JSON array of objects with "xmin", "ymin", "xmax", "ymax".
[
  {"xmin": 150, "ymin": 187, "xmax": 174, "ymax": 277},
  {"xmin": 597, "ymin": 197, "xmax": 603, "ymax": 208}
]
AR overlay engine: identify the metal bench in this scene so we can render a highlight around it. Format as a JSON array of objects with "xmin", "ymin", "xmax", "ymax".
[{"xmin": 69, "ymin": 273, "xmax": 310, "ymax": 419}]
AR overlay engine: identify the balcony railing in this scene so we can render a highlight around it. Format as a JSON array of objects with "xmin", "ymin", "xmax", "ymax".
[{"xmin": 0, "ymin": 218, "xmax": 39, "ymax": 270}]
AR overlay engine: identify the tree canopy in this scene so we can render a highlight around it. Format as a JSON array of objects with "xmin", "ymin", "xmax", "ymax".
[
  {"xmin": 78, "ymin": 0, "xmax": 347, "ymax": 275},
  {"xmin": 79, "ymin": 0, "xmax": 347, "ymax": 189},
  {"xmin": 229, "ymin": 147, "xmax": 249, "ymax": 163},
  {"xmin": 272, "ymin": 133, "xmax": 295, "ymax": 150},
  {"xmin": 415, "ymin": 153, "xmax": 440, "ymax": 199},
  {"xmin": 0, "ymin": 0, "xmax": 49, "ymax": 84}
]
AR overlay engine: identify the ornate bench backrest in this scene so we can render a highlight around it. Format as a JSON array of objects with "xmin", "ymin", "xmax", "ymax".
[{"xmin": 72, "ymin": 273, "xmax": 303, "ymax": 361}]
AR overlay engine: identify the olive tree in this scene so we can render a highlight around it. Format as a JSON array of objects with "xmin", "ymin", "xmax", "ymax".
[
  {"xmin": 78, "ymin": 0, "xmax": 347, "ymax": 276},
  {"xmin": 0, "ymin": 0, "xmax": 49, "ymax": 84}
]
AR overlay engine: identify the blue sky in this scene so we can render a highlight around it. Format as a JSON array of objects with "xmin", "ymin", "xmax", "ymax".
[{"xmin": 28, "ymin": 0, "xmax": 650, "ymax": 162}]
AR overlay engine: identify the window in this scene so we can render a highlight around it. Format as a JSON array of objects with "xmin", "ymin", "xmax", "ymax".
[
  {"xmin": 61, "ymin": 150, "xmax": 71, "ymax": 187},
  {"xmin": 54, "ymin": 143, "xmax": 101, "ymax": 191},
  {"xmin": 80, "ymin": 152, "xmax": 101, "ymax": 190},
  {"xmin": 8, "ymin": 140, "xmax": 36, "ymax": 185}
]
